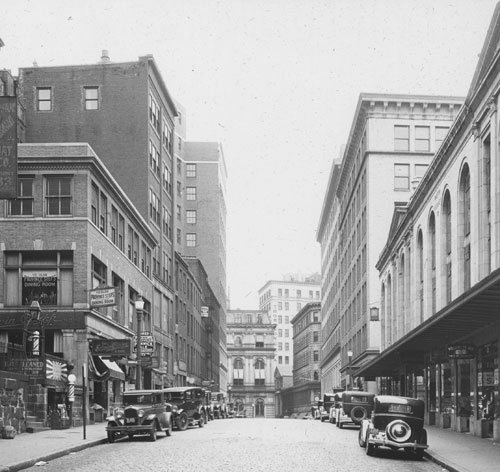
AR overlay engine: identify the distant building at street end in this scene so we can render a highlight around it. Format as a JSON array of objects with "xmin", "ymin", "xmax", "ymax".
[
  {"xmin": 258, "ymin": 276, "xmax": 321, "ymax": 369},
  {"xmin": 317, "ymin": 92, "xmax": 463, "ymax": 395},
  {"xmin": 226, "ymin": 309, "xmax": 276, "ymax": 418}
]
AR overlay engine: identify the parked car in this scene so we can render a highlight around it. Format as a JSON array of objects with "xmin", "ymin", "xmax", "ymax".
[
  {"xmin": 359, "ymin": 395, "xmax": 428, "ymax": 459},
  {"xmin": 164, "ymin": 386, "xmax": 207, "ymax": 430},
  {"xmin": 329, "ymin": 392, "xmax": 343, "ymax": 424},
  {"xmin": 105, "ymin": 389, "xmax": 173, "ymax": 443},
  {"xmin": 336, "ymin": 391, "xmax": 375, "ymax": 428},
  {"xmin": 319, "ymin": 393, "xmax": 337, "ymax": 422},
  {"xmin": 211, "ymin": 392, "xmax": 228, "ymax": 419}
]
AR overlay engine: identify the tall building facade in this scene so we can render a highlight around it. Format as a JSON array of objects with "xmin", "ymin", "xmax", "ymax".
[
  {"xmin": 285, "ymin": 302, "xmax": 322, "ymax": 415},
  {"xmin": 183, "ymin": 141, "xmax": 228, "ymax": 391},
  {"xmin": 226, "ymin": 309, "xmax": 276, "ymax": 418},
  {"xmin": 317, "ymin": 93, "xmax": 463, "ymax": 394},
  {"xmin": 258, "ymin": 276, "xmax": 321, "ymax": 368},
  {"xmin": 0, "ymin": 143, "xmax": 163, "ymax": 430},
  {"xmin": 357, "ymin": 4, "xmax": 500, "ymax": 442}
]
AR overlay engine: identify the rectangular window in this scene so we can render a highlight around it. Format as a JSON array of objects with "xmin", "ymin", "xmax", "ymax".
[
  {"xmin": 186, "ymin": 233, "xmax": 196, "ymax": 247},
  {"xmin": 186, "ymin": 210, "xmax": 197, "ymax": 224},
  {"xmin": 84, "ymin": 86, "xmax": 99, "ymax": 110},
  {"xmin": 313, "ymin": 350, "xmax": 319, "ymax": 362},
  {"xmin": 5, "ymin": 250, "xmax": 73, "ymax": 307},
  {"xmin": 118, "ymin": 215, "xmax": 125, "ymax": 252},
  {"xmin": 91, "ymin": 182, "xmax": 99, "ymax": 225},
  {"xmin": 149, "ymin": 189, "xmax": 160, "ymax": 225},
  {"xmin": 176, "ymin": 228, "xmax": 181, "ymax": 244},
  {"xmin": 415, "ymin": 126, "xmax": 430, "ymax": 152},
  {"xmin": 149, "ymin": 94, "xmax": 160, "ymax": 132},
  {"xmin": 111, "ymin": 206, "xmax": 118, "ymax": 245},
  {"xmin": 313, "ymin": 331, "xmax": 319, "ymax": 342},
  {"xmin": 99, "ymin": 192, "xmax": 107, "ymax": 234},
  {"xmin": 186, "ymin": 163, "xmax": 197, "ymax": 178},
  {"xmin": 435, "ymin": 126, "xmax": 449, "ymax": 149},
  {"xmin": 37, "ymin": 87, "xmax": 52, "ymax": 111},
  {"xmin": 394, "ymin": 125, "xmax": 410, "ymax": 151},
  {"xmin": 394, "ymin": 164, "xmax": 410, "ymax": 190},
  {"xmin": 186, "ymin": 187, "xmax": 197, "ymax": 201},
  {"xmin": 46, "ymin": 176, "xmax": 72, "ymax": 215},
  {"xmin": 284, "ymin": 302, "xmax": 289, "ymax": 310},
  {"xmin": 163, "ymin": 163, "xmax": 172, "ymax": 195},
  {"xmin": 162, "ymin": 120, "xmax": 173, "ymax": 154},
  {"xmin": 10, "ymin": 177, "xmax": 34, "ymax": 216},
  {"xmin": 296, "ymin": 289, "xmax": 301, "ymax": 298}
]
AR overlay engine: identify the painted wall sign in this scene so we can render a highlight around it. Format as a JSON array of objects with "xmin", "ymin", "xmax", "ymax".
[
  {"xmin": 3, "ymin": 358, "xmax": 44, "ymax": 376},
  {"xmin": 89, "ymin": 287, "xmax": 117, "ymax": 307},
  {"xmin": 0, "ymin": 96, "xmax": 17, "ymax": 199},
  {"xmin": 90, "ymin": 338, "xmax": 131, "ymax": 357},
  {"xmin": 447, "ymin": 344, "xmax": 475, "ymax": 359}
]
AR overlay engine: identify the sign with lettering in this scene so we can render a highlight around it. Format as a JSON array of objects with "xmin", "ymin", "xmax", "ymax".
[
  {"xmin": 447, "ymin": 344, "xmax": 475, "ymax": 359},
  {"xmin": 201, "ymin": 306, "xmax": 209, "ymax": 318},
  {"xmin": 22, "ymin": 270, "xmax": 57, "ymax": 306},
  {"xmin": 4, "ymin": 358, "xmax": 44, "ymax": 376},
  {"xmin": 0, "ymin": 96, "xmax": 17, "ymax": 198},
  {"xmin": 89, "ymin": 287, "xmax": 117, "ymax": 307},
  {"xmin": 132, "ymin": 331, "xmax": 155, "ymax": 356},
  {"xmin": 91, "ymin": 338, "xmax": 132, "ymax": 357}
]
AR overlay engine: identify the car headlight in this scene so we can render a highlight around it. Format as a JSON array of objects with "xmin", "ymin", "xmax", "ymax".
[
  {"xmin": 172, "ymin": 405, "xmax": 178, "ymax": 413},
  {"xmin": 138, "ymin": 409, "xmax": 145, "ymax": 418},
  {"xmin": 113, "ymin": 408, "xmax": 124, "ymax": 419},
  {"xmin": 386, "ymin": 420, "xmax": 412, "ymax": 443}
]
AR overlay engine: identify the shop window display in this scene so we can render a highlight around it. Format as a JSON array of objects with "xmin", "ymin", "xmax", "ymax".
[{"xmin": 477, "ymin": 342, "xmax": 498, "ymax": 438}]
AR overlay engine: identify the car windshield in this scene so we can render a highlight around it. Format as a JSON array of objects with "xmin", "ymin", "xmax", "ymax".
[
  {"xmin": 123, "ymin": 394, "xmax": 154, "ymax": 405},
  {"xmin": 167, "ymin": 392, "xmax": 184, "ymax": 401},
  {"xmin": 351, "ymin": 396, "xmax": 369, "ymax": 403}
]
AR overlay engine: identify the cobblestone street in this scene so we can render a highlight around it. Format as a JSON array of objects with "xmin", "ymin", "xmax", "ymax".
[{"xmin": 23, "ymin": 419, "xmax": 445, "ymax": 472}]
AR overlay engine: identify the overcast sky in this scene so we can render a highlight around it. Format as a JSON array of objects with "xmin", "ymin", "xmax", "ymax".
[{"xmin": 1, "ymin": 0, "xmax": 498, "ymax": 309}]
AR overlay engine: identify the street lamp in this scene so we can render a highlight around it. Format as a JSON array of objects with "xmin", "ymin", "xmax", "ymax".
[
  {"xmin": 135, "ymin": 295, "xmax": 145, "ymax": 390},
  {"xmin": 347, "ymin": 350, "xmax": 353, "ymax": 390},
  {"xmin": 227, "ymin": 384, "xmax": 232, "ymax": 403}
]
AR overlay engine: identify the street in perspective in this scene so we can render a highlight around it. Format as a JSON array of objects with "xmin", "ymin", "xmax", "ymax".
[
  {"xmin": 3, "ymin": 2, "xmax": 500, "ymax": 472},
  {"xmin": 22, "ymin": 419, "xmax": 442, "ymax": 472}
]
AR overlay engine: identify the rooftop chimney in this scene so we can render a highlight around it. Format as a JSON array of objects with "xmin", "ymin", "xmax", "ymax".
[{"xmin": 99, "ymin": 49, "xmax": 110, "ymax": 63}]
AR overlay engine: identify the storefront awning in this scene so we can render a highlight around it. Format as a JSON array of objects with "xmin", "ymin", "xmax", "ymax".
[
  {"xmin": 357, "ymin": 267, "xmax": 500, "ymax": 378},
  {"xmin": 89, "ymin": 355, "xmax": 125, "ymax": 381}
]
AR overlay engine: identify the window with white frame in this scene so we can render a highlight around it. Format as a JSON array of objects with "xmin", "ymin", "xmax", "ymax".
[
  {"xmin": 45, "ymin": 176, "xmax": 72, "ymax": 215},
  {"xmin": 36, "ymin": 87, "xmax": 52, "ymax": 111},
  {"xmin": 10, "ymin": 176, "xmax": 34, "ymax": 216},
  {"xmin": 394, "ymin": 125, "xmax": 410, "ymax": 151},
  {"xmin": 186, "ymin": 210, "xmax": 197, "ymax": 224},
  {"xmin": 84, "ymin": 86, "xmax": 99, "ymax": 110},
  {"xmin": 415, "ymin": 126, "xmax": 430, "ymax": 151},
  {"xmin": 186, "ymin": 187, "xmax": 197, "ymax": 200},
  {"xmin": 186, "ymin": 163, "xmax": 197, "ymax": 178},
  {"xmin": 394, "ymin": 164, "xmax": 410, "ymax": 190},
  {"xmin": 186, "ymin": 233, "xmax": 196, "ymax": 247}
]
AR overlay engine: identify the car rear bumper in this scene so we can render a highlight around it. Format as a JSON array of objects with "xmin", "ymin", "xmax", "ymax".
[{"xmin": 369, "ymin": 436, "xmax": 428, "ymax": 449}]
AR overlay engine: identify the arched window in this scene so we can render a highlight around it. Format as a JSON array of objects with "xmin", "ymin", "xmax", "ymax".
[
  {"xmin": 255, "ymin": 398, "xmax": 265, "ymax": 417},
  {"xmin": 428, "ymin": 211, "xmax": 437, "ymax": 314},
  {"xmin": 459, "ymin": 165, "xmax": 471, "ymax": 290},
  {"xmin": 417, "ymin": 230, "xmax": 424, "ymax": 322},
  {"xmin": 233, "ymin": 358, "xmax": 244, "ymax": 385},
  {"xmin": 442, "ymin": 191, "xmax": 452, "ymax": 303},
  {"xmin": 254, "ymin": 358, "xmax": 265, "ymax": 385}
]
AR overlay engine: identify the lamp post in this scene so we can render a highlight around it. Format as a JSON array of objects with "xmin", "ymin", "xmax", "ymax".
[
  {"xmin": 228, "ymin": 384, "xmax": 231, "ymax": 403},
  {"xmin": 347, "ymin": 350, "xmax": 353, "ymax": 390},
  {"xmin": 135, "ymin": 295, "xmax": 145, "ymax": 390}
]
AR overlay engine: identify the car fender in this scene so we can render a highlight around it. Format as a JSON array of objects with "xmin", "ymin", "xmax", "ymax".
[{"xmin": 360, "ymin": 419, "xmax": 369, "ymax": 439}]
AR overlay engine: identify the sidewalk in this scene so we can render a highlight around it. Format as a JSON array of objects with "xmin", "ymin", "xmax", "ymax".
[
  {"xmin": 2, "ymin": 422, "xmax": 500, "ymax": 471},
  {"xmin": 425, "ymin": 425, "xmax": 500, "ymax": 472},
  {"xmin": 0, "ymin": 423, "xmax": 107, "ymax": 472}
]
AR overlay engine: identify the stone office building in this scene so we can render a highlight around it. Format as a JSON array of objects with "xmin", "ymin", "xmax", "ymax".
[{"xmin": 357, "ymin": 4, "xmax": 500, "ymax": 442}]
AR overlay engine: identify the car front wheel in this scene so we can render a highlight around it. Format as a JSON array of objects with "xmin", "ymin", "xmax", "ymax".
[
  {"xmin": 198, "ymin": 414, "xmax": 204, "ymax": 428},
  {"xmin": 177, "ymin": 412, "xmax": 189, "ymax": 431},
  {"xmin": 150, "ymin": 424, "xmax": 157, "ymax": 442}
]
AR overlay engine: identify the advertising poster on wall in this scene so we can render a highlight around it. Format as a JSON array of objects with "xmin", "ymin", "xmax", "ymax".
[{"xmin": 22, "ymin": 270, "xmax": 57, "ymax": 305}]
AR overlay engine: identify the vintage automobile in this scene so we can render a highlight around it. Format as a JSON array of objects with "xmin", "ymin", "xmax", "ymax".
[
  {"xmin": 105, "ymin": 389, "xmax": 173, "ymax": 443},
  {"xmin": 329, "ymin": 392, "xmax": 343, "ymax": 424},
  {"xmin": 359, "ymin": 395, "xmax": 428, "ymax": 459},
  {"xmin": 319, "ymin": 393, "xmax": 337, "ymax": 422},
  {"xmin": 164, "ymin": 386, "xmax": 207, "ymax": 430},
  {"xmin": 211, "ymin": 392, "xmax": 228, "ymax": 419},
  {"xmin": 336, "ymin": 391, "xmax": 375, "ymax": 428}
]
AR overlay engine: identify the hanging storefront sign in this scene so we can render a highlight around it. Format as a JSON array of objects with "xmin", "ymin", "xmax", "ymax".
[
  {"xmin": 22, "ymin": 270, "xmax": 57, "ymax": 306},
  {"xmin": 447, "ymin": 344, "xmax": 475, "ymax": 359},
  {"xmin": 90, "ymin": 338, "xmax": 131, "ymax": 357},
  {"xmin": 0, "ymin": 96, "xmax": 18, "ymax": 199},
  {"xmin": 89, "ymin": 287, "xmax": 117, "ymax": 307}
]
